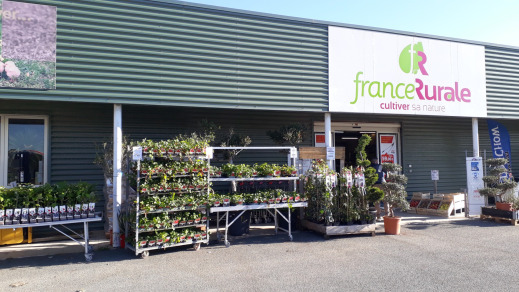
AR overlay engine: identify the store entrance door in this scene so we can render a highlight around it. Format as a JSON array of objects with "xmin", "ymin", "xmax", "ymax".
[{"xmin": 334, "ymin": 131, "xmax": 377, "ymax": 172}]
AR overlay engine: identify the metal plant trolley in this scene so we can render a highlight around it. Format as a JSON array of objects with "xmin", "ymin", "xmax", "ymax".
[
  {"xmin": 0, "ymin": 215, "xmax": 103, "ymax": 261},
  {"xmin": 128, "ymin": 146, "xmax": 210, "ymax": 258},
  {"xmin": 208, "ymin": 146, "xmax": 303, "ymax": 247}
]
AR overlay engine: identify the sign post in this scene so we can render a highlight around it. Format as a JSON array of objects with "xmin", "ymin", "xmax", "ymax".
[{"xmin": 431, "ymin": 170, "xmax": 439, "ymax": 193}]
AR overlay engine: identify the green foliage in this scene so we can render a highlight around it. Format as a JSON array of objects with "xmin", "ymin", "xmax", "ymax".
[
  {"xmin": 266, "ymin": 123, "xmax": 308, "ymax": 145},
  {"xmin": 479, "ymin": 158, "xmax": 517, "ymax": 203},
  {"xmin": 366, "ymin": 186, "xmax": 384, "ymax": 203},
  {"xmin": 380, "ymin": 163, "xmax": 409, "ymax": 217},
  {"xmin": 0, "ymin": 182, "xmax": 98, "ymax": 209},
  {"xmin": 355, "ymin": 134, "xmax": 372, "ymax": 167}
]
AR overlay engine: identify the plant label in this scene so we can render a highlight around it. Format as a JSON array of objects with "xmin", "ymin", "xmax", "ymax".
[
  {"xmin": 52, "ymin": 206, "xmax": 60, "ymax": 220},
  {"xmin": 74, "ymin": 204, "xmax": 81, "ymax": 219},
  {"xmin": 21, "ymin": 208, "xmax": 29, "ymax": 223},
  {"xmin": 5, "ymin": 209, "xmax": 13, "ymax": 225},
  {"xmin": 88, "ymin": 203, "xmax": 95, "ymax": 218},
  {"xmin": 44, "ymin": 207, "xmax": 53, "ymax": 222}
]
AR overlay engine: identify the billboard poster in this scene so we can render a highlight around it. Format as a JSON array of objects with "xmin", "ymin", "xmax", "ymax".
[
  {"xmin": 329, "ymin": 26, "xmax": 487, "ymax": 118},
  {"xmin": 0, "ymin": 0, "xmax": 56, "ymax": 89},
  {"xmin": 466, "ymin": 157, "xmax": 485, "ymax": 216},
  {"xmin": 379, "ymin": 134, "xmax": 397, "ymax": 164}
]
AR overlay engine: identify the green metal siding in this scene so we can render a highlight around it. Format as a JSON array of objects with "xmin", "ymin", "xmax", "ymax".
[
  {"xmin": 401, "ymin": 117, "xmax": 473, "ymax": 194},
  {"xmin": 1, "ymin": 0, "xmax": 328, "ymax": 112},
  {"xmin": 485, "ymin": 46, "xmax": 519, "ymax": 119}
]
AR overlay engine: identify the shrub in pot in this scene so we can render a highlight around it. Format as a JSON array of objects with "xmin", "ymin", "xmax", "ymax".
[
  {"xmin": 479, "ymin": 158, "xmax": 518, "ymax": 211},
  {"xmin": 380, "ymin": 163, "xmax": 409, "ymax": 235}
]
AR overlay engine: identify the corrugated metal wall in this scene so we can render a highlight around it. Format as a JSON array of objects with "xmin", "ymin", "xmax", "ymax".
[
  {"xmin": 401, "ymin": 117, "xmax": 474, "ymax": 194},
  {"xmin": 2, "ymin": 0, "xmax": 328, "ymax": 112},
  {"xmin": 485, "ymin": 46, "xmax": 519, "ymax": 119}
]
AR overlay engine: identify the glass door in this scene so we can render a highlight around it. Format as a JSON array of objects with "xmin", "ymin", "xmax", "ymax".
[{"xmin": 5, "ymin": 117, "xmax": 47, "ymax": 186}]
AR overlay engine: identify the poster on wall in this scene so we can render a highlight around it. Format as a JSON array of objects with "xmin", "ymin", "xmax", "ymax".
[
  {"xmin": 328, "ymin": 26, "xmax": 487, "ymax": 118},
  {"xmin": 0, "ymin": 0, "xmax": 56, "ymax": 89},
  {"xmin": 379, "ymin": 134, "xmax": 397, "ymax": 164},
  {"xmin": 466, "ymin": 157, "xmax": 485, "ymax": 216}
]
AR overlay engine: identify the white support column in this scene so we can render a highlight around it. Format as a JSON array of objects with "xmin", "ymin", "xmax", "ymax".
[
  {"xmin": 324, "ymin": 113, "xmax": 333, "ymax": 169},
  {"xmin": 472, "ymin": 117, "xmax": 480, "ymax": 157},
  {"xmin": 112, "ymin": 104, "xmax": 123, "ymax": 247}
]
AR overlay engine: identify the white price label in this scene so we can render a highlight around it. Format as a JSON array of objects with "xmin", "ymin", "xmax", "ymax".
[
  {"xmin": 206, "ymin": 147, "xmax": 213, "ymax": 159},
  {"xmin": 133, "ymin": 146, "xmax": 143, "ymax": 161},
  {"xmin": 326, "ymin": 147, "xmax": 335, "ymax": 160},
  {"xmin": 431, "ymin": 170, "xmax": 439, "ymax": 181},
  {"xmin": 290, "ymin": 148, "xmax": 297, "ymax": 159}
]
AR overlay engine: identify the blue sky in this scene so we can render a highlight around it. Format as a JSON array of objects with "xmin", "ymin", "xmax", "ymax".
[{"xmin": 181, "ymin": 0, "xmax": 519, "ymax": 47}]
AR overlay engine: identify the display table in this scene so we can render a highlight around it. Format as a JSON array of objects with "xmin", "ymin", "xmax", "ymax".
[
  {"xmin": 210, "ymin": 202, "xmax": 307, "ymax": 247},
  {"xmin": 0, "ymin": 214, "xmax": 103, "ymax": 261}
]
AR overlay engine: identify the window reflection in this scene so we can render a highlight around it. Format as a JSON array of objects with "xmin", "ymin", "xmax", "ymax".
[{"xmin": 8, "ymin": 119, "xmax": 45, "ymax": 185}]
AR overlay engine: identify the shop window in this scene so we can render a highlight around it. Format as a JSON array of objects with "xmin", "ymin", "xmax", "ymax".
[{"xmin": 1, "ymin": 116, "xmax": 48, "ymax": 186}]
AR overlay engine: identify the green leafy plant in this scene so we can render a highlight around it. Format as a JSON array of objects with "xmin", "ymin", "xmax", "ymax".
[
  {"xmin": 266, "ymin": 123, "xmax": 307, "ymax": 145},
  {"xmin": 380, "ymin": 163, "xmax": 409, "ymax": 217},
  {"xmin": 479, "ymin": 158, "xmax": 518, "ymax": 204}
]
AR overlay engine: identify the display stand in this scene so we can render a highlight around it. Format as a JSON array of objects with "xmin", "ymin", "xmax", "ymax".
[
  {"xmin": 128, "ymin": 149, "xmax": 210, "ymax": 258},
  {"xmin": 0, "ymin": 214, "xmax": 103, "ymax": 261},
  {"xmin": 207, "ymin": 146, "xmax": 302, "ymax": 247},
  {"xmin": 210, "ymin": 201, "xmax": 307, "ymax": 247}
]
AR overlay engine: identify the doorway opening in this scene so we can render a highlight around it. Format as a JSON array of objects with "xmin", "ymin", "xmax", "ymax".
[{"xmin": 334, "ymin": 131, "xmax": 377, "ymax": 172}]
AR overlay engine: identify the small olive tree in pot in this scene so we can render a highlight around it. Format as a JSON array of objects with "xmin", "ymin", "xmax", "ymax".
[
  {"xmin": 479, "ymin": 158, "xmax": 518, "ymax": 211},
  {"xmin": 380, "ymin": 163, "xmax": 410, "ymax": 234}
]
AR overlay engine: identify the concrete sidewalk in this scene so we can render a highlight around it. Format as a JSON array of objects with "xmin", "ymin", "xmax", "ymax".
[{"xmin": 0, "ymin": 211, "xmax": 473, "ymax": 261}]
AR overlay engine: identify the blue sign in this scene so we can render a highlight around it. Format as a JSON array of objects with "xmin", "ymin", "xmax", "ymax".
[{"xmin": 487, "ymin": 119, "xmax": 512, "ymax": 176}]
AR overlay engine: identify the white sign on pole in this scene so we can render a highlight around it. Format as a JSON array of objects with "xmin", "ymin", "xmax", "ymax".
[
  {"xmin": 132, "ymin": 146, "xmax": 142, "ymax": 161},
  {"xmin": 326, "ymin": 147, "xmax": 335, "ymax": 160},
  {"xmin": 431, "ymin": 170, "xmax": 439, "ymax": 181},
  {"xmin": 290, "ymin": 148, "xmax": 298, "ymax": 159},
  {"xmin": 206, "ymin": 147, "xmax": 214, "ymax": 159},
  {"xmin": 466, "ymin": 157, "xmax": 485, "ymax": 216}
]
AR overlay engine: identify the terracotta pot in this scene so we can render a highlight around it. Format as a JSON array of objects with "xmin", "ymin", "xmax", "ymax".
[
  {"xmin": 383, "ymin": 216, "xmax": 402, "ymax": 235},
  {"xmin": 496, "ymin": 202, "xmax": 513, "ymax": 211}
]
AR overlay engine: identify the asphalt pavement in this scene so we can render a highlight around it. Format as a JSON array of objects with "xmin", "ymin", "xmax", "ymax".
[{"xmin": 1, "ymin": 213, "xmax": 519, "ymax": 291}]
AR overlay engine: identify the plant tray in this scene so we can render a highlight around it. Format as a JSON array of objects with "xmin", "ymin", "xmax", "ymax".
[
  {"xmin": 301, "ymin": 219, "xmax": 376, "ymax": 238},
  {"xmin": 481, "ymin": 207, "xmax": 519, "ymax": 225}
]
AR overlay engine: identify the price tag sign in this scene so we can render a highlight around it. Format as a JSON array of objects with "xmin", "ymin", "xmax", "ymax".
[
  {"xmin": 431, "ymin": 170, "xmax": 439, "ymax": 181},
  {"xmin": 326, "ymin": 147, "xmax": 335, "ymax": 160},
  {"xmin": 290, "ymin": 148, "xmax": 297, "ymax": 159},
  {"xmin": 206, "ymin": 147, "xmax": 214, "ymax": 159},
  {"xmin": 132, "ymin": 146, "xmax": 142, "ymax": 161}
]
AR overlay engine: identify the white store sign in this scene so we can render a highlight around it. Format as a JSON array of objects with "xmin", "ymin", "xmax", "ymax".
[
  {"xmin": 466, "ymin": 157, "xmax": 485, "ymax": 216},
  {"xmin": 329, "ymin": 26, "xmax": 487, "ymax": 118}
]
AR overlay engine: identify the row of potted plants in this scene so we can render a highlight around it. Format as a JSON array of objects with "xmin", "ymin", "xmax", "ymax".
[
  {"xmin": 137, "ymin": 211, "xmax": 207, "ymax": 232},
  {"xmin": 211, "ymin": 163, "xmax": 297, "ymax": 178},
  {"xmin": 139, "ymin": 160, "xmax": 209, "ymax": 178},
  {"xmin": 0, "ymin": 182, "xmax": 98, "ymax": 225},
  {"xmin": 135, "ymin": 134, "xmax": 210, "ymax": 158},
  {"xmin": 138, "ymin": 194, "xmax": 209, "ymax": 213},
  {"xmin": 139, "ymin": 177, "xmax": 208, "ymax": 195},
  {"xmin": 132, "ymin": 228, "xmax": 208, "ymax": 248},
  {"xmin": 212, "ymin": 190, "xmax": 305, "ymax": 207}
]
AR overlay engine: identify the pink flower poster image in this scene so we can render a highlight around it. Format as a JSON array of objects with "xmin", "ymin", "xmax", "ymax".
[{"xmin": 0, "ymin": 0, "xmax": 56, "ymax": 89}]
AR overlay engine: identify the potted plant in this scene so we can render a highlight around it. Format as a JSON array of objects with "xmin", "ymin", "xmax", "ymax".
[
  {"xmin": 479, "ymin": 158, "xmax": 518, "ymax": 212},
  {"xmin": 380, "ymin": 163, "xmax": 410, "ymax": 235}
]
